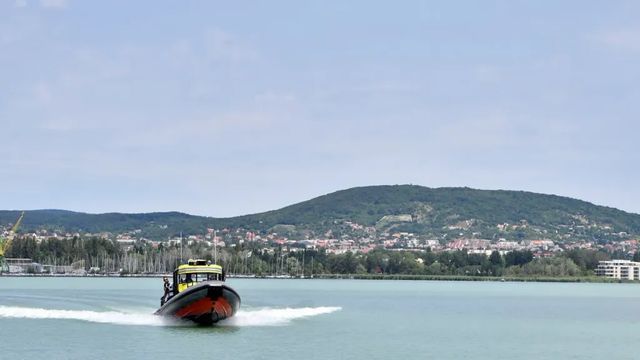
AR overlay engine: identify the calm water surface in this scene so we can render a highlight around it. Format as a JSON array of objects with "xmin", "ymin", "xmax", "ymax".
[{"xmin": 0, "ymin": 277, "xmax": 638, "ymax": 359}]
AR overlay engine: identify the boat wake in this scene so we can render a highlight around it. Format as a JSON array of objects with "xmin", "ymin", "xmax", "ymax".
[
  {"xmin": 221, "ymin": 306, "xmax": 342, "ymax": 327},
  {"xmin": 0, "ymin": 305, "xmax": 169, "ymax": 326},
  {"xmin": 0, "ymin": 305, "xmax": 341, "ymax": 327}
]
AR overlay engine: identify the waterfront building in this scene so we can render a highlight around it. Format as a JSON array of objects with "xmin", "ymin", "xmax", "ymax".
[
  {"xmin": 595, "ymin": 260, "xmax": 640, "ymax": 280},
  {"xmin": 4, "ymin": 258, "xmax": 42, "ymax": 273}
]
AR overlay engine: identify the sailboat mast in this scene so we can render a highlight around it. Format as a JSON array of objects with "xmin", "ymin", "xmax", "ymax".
[{"xmin": 214, "ymin": 229, "xmax": 217, "ymax": 264}]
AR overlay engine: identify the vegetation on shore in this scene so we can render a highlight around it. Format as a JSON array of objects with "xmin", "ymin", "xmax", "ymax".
[
  {"xmin": 317, "ymin": 274, "xmax": 621, "ymax": 283},
  {"xmin": 5, "ymin": 235, "xmax": 639, "ymax": 281}
]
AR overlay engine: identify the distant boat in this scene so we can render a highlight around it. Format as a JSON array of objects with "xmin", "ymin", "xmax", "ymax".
[{"xmin": 154, "ymin": 259, "xmax": 241, "ymax": 325}]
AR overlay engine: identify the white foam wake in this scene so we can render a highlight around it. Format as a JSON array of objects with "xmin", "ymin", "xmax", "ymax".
[
  {"xmin": 0, "ymin": 306, "xmax": 168, "ymax": 326},
  {"xmin": 0, "ymin": 305, "xmax": 341, "ymax": 327},
  {"xmin": 222, "ymin": 306, "xmax": 342, "ymax": 327}
]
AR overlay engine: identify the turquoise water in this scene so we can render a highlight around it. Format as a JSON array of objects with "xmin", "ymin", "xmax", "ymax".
[{"xmin": 0, "ymin": 278, "xmax": 639, "ymax": 359}]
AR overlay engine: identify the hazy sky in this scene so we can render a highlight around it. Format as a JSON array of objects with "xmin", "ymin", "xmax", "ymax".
[{"xmin": 1, "ymin": 0, "xmax": 639, "ymax": 216}]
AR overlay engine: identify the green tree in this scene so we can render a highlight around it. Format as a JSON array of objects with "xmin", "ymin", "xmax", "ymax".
[
  {"xmin": 511, "ymin": 257, "xmax": 581, "ymax": 277},
  {"xmin": 489, "ymin": 251, "xmax": 503, "ymax": 266}
]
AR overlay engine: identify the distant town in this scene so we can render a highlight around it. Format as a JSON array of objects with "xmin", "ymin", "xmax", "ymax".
[
  {"xmin": 2, "ymin": 217, "xmax": 639, "ymax": 281},
  {"xmin": 4, "ymin": 220, "xmax": 638, "ymax": 257}
]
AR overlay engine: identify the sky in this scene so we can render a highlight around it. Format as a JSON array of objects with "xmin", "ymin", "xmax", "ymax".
[{"xmin": 1, "ymin": 0, "xmax": 639, "ymax": 217}]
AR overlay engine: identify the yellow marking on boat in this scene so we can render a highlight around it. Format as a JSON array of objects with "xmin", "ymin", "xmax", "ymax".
[
  {"xmin": 174, "ymin": 260, "xmax": 224, "ymax": 292},
  {"xmin": 176, "ymin": 265, "xmax": 223, "ymax": 274}
]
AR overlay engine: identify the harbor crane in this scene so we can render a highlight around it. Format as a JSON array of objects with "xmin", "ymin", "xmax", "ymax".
[{"xmin": 0, "ymin": 211, "xmax": 25, "ymax": 273}]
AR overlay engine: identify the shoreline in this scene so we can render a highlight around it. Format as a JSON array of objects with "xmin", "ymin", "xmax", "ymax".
[{"xmin": 0, "ymin": 273, "xmax": 636, "ymax": 283}]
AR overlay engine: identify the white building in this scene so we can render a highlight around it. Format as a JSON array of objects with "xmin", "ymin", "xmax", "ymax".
[{"xmin": 595, "ymin": 260, "xmax": 640, "ymax": 280}]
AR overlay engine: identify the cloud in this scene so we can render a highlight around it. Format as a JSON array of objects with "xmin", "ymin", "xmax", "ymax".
[
  {"xmin": 33, "ymin": 82, "xmax": 53, "ymax": 105},
  {"xmin": 595, "ymin": 29, "xmax": 640, "ymax": 51},
  {"xmin": 203, "ymin": 29, "xmax": 258, "ymax": 62},
  {"xmin": 14, "ymin": 0, "xmax": 27, "ymax": 8},
  {"xmin": 40, "ymin": 0, "xmax": 67, "ymax": 9}
]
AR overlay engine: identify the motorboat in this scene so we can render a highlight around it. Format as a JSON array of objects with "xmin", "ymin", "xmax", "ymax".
[{"xmin": 155, "ymin": 259, "xmax": 240, "ymax": 325}]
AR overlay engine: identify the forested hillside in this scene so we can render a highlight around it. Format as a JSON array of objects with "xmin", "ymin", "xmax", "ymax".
[{"xmin": 2, "ymin": 185, "xmax": 639, "ymax": 241}]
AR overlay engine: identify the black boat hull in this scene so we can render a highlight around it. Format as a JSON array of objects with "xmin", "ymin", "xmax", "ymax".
[{"xmin": 155, "ymin": 282, "xmax": 240, "ymax": 325}]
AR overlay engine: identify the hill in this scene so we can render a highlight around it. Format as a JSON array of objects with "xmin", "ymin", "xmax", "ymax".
[{"xmin": 1, "ymin": 185, "xmax": 639, "ymax": 242}]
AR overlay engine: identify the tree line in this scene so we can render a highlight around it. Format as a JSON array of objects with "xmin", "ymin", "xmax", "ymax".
[{"xmin": 4, "ymin": 235, "xmax": 634, "ymax": 277}]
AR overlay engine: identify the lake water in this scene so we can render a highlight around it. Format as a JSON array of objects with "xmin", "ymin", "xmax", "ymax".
[{"xmin": 0, "ymin": 277, "xmax": 638, "ymax": 359}]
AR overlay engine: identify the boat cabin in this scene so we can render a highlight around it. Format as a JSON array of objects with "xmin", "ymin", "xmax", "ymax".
[{"xmin": 172, "ymin": 259, "xmax": 225, "ymax": 294}]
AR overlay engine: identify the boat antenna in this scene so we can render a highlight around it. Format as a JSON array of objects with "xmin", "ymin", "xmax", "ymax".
[
  {"xmin": 180, "ymin": 231, "xmax": 183, "ymax": 263},
  {"xmin": 214, "ymin": 229, "xmax": 217, "ymax": 265}
]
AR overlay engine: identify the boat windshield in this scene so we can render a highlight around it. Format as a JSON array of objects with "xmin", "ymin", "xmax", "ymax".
[{"xmin": 178, "ymin": 273, "xmax": 221, "ymax": 284}]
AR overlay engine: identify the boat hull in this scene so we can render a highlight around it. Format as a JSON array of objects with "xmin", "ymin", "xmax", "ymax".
[{"xmin": 155, "ymin": 281, "xmax": 240, "ymax": 325}]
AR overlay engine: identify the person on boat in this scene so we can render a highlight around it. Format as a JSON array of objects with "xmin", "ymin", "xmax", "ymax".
[{"xmin": 160, "ymin": 277, "xmax": 171, "ymax": 306}]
